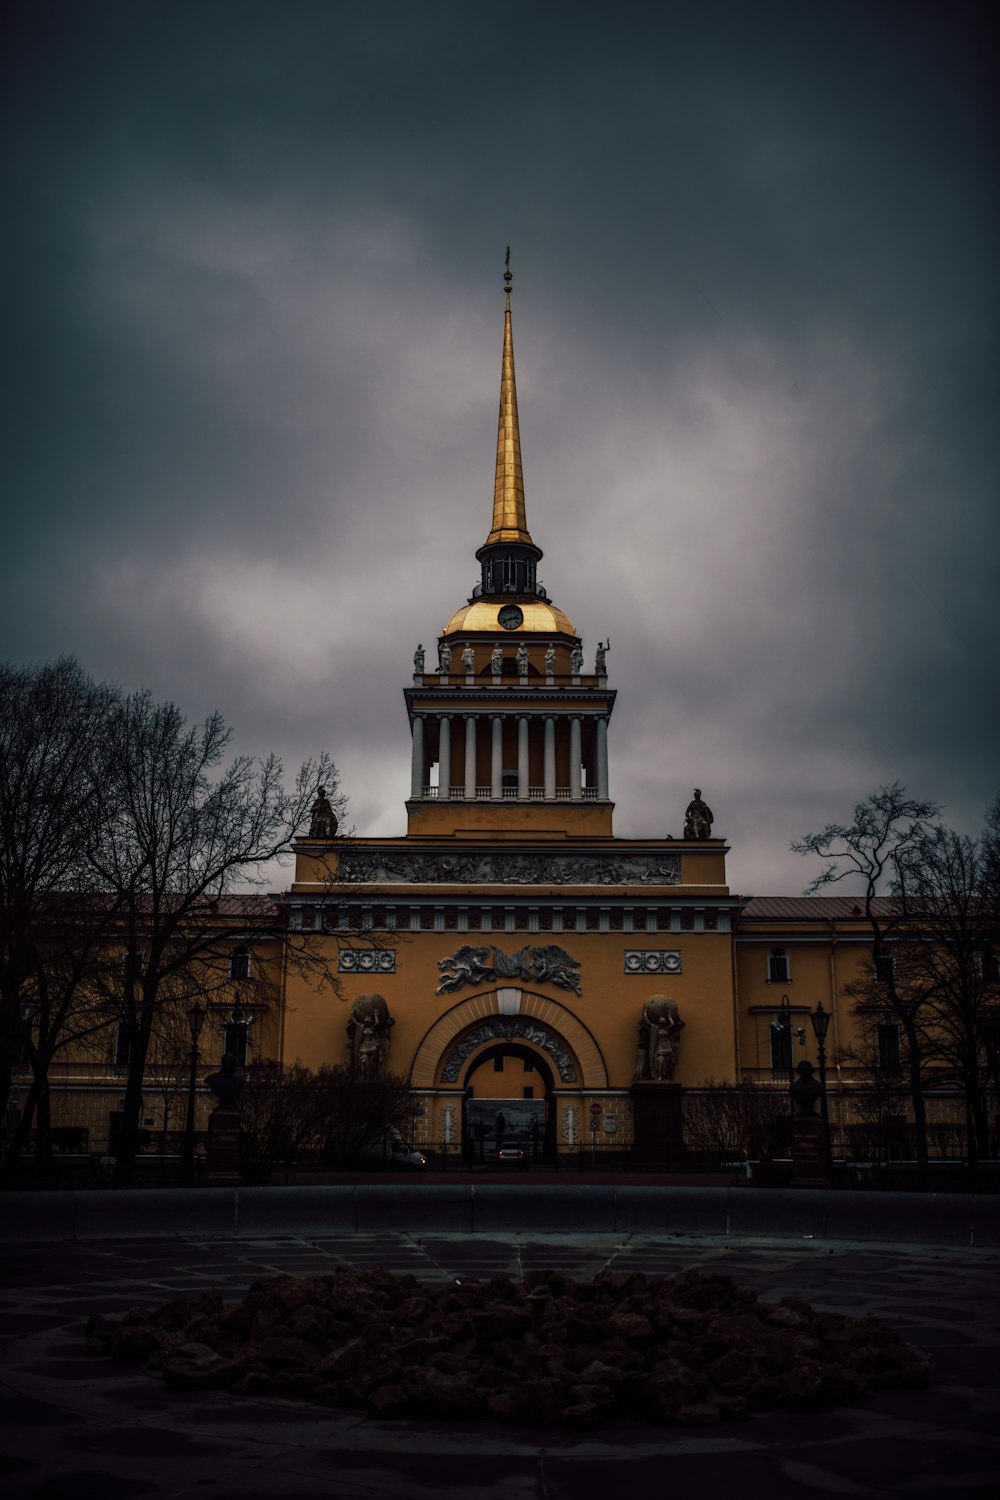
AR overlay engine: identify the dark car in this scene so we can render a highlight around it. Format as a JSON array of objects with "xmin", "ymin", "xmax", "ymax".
[{"xmin": 496, "ymin": 1145, "xmax": 526, "ymax": 1165}]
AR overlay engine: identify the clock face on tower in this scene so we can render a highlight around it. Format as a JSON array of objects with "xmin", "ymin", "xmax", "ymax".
[{"xmin": 498, "ymin": 605, "xmax": 524, "ymax": 630}]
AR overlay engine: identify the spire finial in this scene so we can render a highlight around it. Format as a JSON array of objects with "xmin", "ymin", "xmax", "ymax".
[{"xmin": 486, "ymin": 251, "xmax": 531, "ymax": 546}]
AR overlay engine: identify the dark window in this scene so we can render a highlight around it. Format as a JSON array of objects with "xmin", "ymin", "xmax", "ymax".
[
  {"xmin": 114, "ymin": 1023, "xmax": 131, "ymax": 1068},
  {"xmin": 229, "ymin": 951, "xmax": 250, "ymax": 981},
  {"xmin": 982, "ymin": 946, "xmax": 999, "ymax": 982},
  {"xmin": 522, "ymin": 1087, "xmax": 534, "ymax": 1100},
  {"xmin": 224, "ymin": 1023, "xmax": 249, "ymax": 1067},
  {"xmin": 300, "ymin": 906, "xmax": 316, "ymax": 930},
  {"xmin": 875, "ymin": 952, "xmax": 896, "ymax": 985},
  {"xmin": 769, "ymin": 1017, "xmax": 792, "ymax": 1073},
  {"xmin": 121, "ymin": 950, "xmax": 142, "ymax": 982},
  {"xmin": 523, "ymin": 1058, "xmax": 534, "ymax": 1072},
  {"xmin": 681, "ymin": 908, "xmax": 694, "ymax": 931},
  {"xmin": 767, "ymin": 948, "xmax": 790, "ymax": 983},
  {"xmin": 877, "ymin": 1020, "xmax": 901, "ymax": 1073},
  {"xmin": 493, "ymin": 1056, "xmax": 504, "ymax": 1072}
]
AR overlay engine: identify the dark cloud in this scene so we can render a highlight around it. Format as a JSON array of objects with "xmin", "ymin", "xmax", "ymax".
[{"xmin": 2, "ymin": 0, "xmax": 997, "ymax": 893}]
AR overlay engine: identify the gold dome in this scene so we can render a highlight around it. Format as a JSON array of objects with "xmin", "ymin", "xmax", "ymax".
[{"xmin": 443, "ymin": 599, "xmax": 576, "ymax": 636}]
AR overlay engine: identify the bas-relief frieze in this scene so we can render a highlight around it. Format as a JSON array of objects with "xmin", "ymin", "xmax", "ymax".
[
  {"xmin": 624, "ymin": 950, "xmax": 682, "ymax": 974},
  {"xmin": 336, "ymin": 849, "xmax": 682, "ymax": 887},
  {"xmin": 441, "ymin": 1016, "xmax": 578, "ymax": 1084},
  {"xmin": 437, "ymin": 944, "xmax": 581, "ymax": 995}
]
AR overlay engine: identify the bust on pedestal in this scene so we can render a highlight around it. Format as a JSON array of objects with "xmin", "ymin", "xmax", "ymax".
[
  {"xmin": 203, "ymin": 1053, "xmax": 244, "ymax": 1185},
  {"xmin": 789, "ymin": 1060, "xmax": 829, "ymax": 1186}
]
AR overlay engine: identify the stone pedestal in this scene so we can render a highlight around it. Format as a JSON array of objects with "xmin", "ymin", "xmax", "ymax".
[
  {"xmin": 791, "ymin": 1114, "xmax": 829, "ymax": 1187},
  {"xmin": 630, "ymin": 1083, "xmax": 687, "ymax": 1169},
  {"xmin": 206, "ymin": 1109, "xmax": 242, "ymax": 1185}
]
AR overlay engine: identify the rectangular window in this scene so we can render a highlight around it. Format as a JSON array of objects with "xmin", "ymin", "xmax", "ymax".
[
  {"xmin": 877, "ymin": 1020, "xmax": 901, "ymax": 1074},
  {"xmin": 875, "ymin": 952, "xmax": 896, "ymax": 985},
  {"xmin": 493, "ymin": 1055, "xmax": 504, "ymax": 1072},
  {"xmin": 767, "ymin": 948, "xmax": 790, "ymax": 983},
  {"xmin": 299, "ymin": 906, "xmax": 316, "ymax": 930},
  {"xmin": 224, "ymin": 1023, "xmax": 249, "ymax": 1067},
  {"xmin": 522, "ymin": 1086, "xmax": 534, "ymax": 1100},
  {"xmin": 523, "ymin": 1058, "xmax": 534, "ymax": 1072},
  {"xmin": 229, "ymin": 951, "xmax": 251, "ymax": 981}
]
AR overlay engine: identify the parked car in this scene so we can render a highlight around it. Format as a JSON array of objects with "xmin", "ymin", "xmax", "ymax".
[
  {"xmin": 359, "ymin": 1128, "xmax": 428, "ymax": 1170},
  {"xmin": 496, "ymin": 1145, "xmax": 526, "ymax": 1165}
]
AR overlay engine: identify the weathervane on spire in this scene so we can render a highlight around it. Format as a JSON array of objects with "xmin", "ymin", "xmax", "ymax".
[{"xmin": 504, "ymin": 245, "xmax": 512, "ymax": 303}]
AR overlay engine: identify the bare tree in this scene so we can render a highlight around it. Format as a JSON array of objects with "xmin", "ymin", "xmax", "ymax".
[
  {"xmin": 889, "ymin": 814, "xmax": 1000, "ymax": 1165},
  {"xmin": 683, "ymin": 1078, "xmax": 789, "ymax": 1165},
  {"xmin": 792, "ymin": 783, "xmax": 939, "ymax": 1170},
  {"xmin": 87, "ymin": 689, "xmax": 339, "ymax": 1183},
  {"xmin": 0, "ymin": 659, "xmax": 123, "ymax": 1158}
]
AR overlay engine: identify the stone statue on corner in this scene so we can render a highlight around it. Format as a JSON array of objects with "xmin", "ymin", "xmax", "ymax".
[
  {"xmin": 633, "ymin": 995, "xmax": 685, "ymax": 1083},
  {"xmin": 308, "ymin": 786, "xmax": 338, "ymax": 839},
  {"xmin": 346, "ymin": 992, "xmax": 394, "ymax": 1077},
  {"xmin": 683, "ymin": 788, "xmax": 713, "ymax": 840},
  {"xmin": 595, "ymin": 640, "xmax": 608, "ymax": 675},
  {"xmin": 570, "ymin": 643, "xmax": 584, "ymax": 675},
  {"xmin": 413, "ymin": 643, "xmax": 424, "ymax": 674}
]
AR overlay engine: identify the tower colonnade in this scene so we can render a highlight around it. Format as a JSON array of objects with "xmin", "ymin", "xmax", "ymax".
[{"xmin": 410, "ymin": 707, "xmax": 610, "ymax": 802}]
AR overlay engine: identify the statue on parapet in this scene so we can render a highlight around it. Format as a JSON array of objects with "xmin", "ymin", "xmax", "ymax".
[
  {"xmin": 491, "ymin": 642, "xmax": 504, "ymax": 675},
  {"xmin": 570, "ymin": 643, "xmax": 584, "ymax": 675},
  {"xmin": 438, "ymin": 641, "xmax": 452, "ymax": 675},
  {"xmin": 633, "ymin": 995, "xmax": 685, "ymax": 1082},
  {"xmin": 544, "ymin": 643, "xmax": 556, "ymax": 675},
  {"xmin": 462, "ymin": 642, "xmax": 476, "ymax": 673},
  {"xmin": 595, "ymin": 640, "xmax": 608, "ymax": 675},
  {"xmin": 683, "ymin": 788, "xmax": 713, "ymax": 840},
  {"xmin": 308, "ymin": 785, "xmax": 338, "ymax": 839},
  {"xmin": 413, "ymin": 643, "xmax": 424, "ymax": 674},
  {"xmin": 516, "ymin": 642, "xmax": 529, "ymax": 676}
]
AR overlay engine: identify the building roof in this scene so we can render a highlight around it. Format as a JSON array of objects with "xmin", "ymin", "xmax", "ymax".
[{"xmin": 741, "ymin": 896, "xmax": 897, "ymax": 920}]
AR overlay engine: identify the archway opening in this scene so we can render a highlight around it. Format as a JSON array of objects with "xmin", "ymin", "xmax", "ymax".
[{"xmin": 462, "ymin": 1042, "xmax": 556, "ymax": 1165}]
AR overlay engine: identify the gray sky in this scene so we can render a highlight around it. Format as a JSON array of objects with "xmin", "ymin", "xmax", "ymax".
[{"xmin": 2, "ymin": 0, "xmax": 997, "ymax": 895}]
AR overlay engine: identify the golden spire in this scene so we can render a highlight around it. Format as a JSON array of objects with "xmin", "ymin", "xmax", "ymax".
[{"xmin": 486, "ymin": 247, "xmax": 533, "ymax": 545}]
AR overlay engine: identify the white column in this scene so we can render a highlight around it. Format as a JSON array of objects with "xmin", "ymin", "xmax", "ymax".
[
  {"xmin": 438, "ymin": 714, "xmax": 451, "ymax": 800},
  {"xmin": 570, "ymin": 716, "xmax": 582, "ymax": 800},
  {"xmin": 410, "ymin": 714, "xmax": 425, "ymax": 798},
  {"xmin": 464, "ymin": 714, "xmax": 477, "ymax": 798},
  {"xmin": 518, "ymin": 715, "xmax": 529, "ymax": 800},
  {"xmin": 491, "ymin": 715, "xmax": 503, "ymax": 799},
  {"xmin": 596, "ymin": 715, "xmax": 609, "ymax": 800},
  {"xmin": 544, "ymin": 716, "xmax": 556, "ymax": 799}
]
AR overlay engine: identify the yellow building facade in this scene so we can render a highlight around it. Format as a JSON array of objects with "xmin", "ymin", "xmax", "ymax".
[{"xmin": 31, "ymin": 272, "xmax": 970, "ymax": 1164}]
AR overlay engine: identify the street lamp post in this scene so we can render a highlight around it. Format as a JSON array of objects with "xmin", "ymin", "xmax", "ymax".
[
  {"xmin": 809, "ymin": 1001, "xmax": 833, "ymax": 1173},
  {"xmin": 181, "ymin": 1002, "xmax": 207, "ymax": 1185}
]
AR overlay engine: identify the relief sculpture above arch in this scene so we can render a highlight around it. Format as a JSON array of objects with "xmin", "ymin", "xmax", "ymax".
[
  {"xmin": 440, "ymin": 1016, "xmax": 578, "ymax": 1084},
  {"xmin": 437, "ymin": 944, "xmax": 581, "ymax": 995}
]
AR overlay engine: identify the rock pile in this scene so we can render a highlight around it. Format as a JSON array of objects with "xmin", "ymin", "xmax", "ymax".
[{"xmin": 84, "ymin": 1267, "xmax": 930, "ymax": 1427}]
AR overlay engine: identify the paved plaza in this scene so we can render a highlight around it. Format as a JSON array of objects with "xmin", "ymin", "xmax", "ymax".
[{"xmin": 1, "ymin": 1228, "xmax": 998, "ymax": 1499}]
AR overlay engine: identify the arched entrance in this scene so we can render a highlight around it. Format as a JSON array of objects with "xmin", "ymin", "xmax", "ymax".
[
  {"xmin": 410, "ymin": 989, "xmax": 608, "ymax": 1164},
  {"xmin": 461, "ymin": 1041, "xmax": 557, "ymax": 1165}
]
